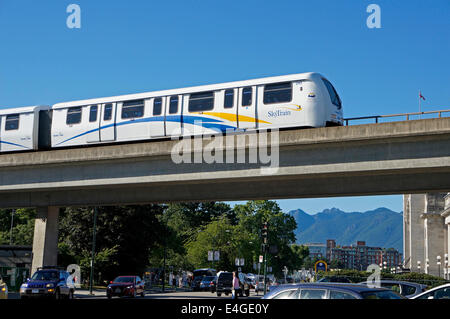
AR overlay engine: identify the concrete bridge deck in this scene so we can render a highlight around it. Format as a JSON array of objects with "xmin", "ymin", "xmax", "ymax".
[{"xmin": 1, "ymin": 117, "xmax": 450, "ymax": 208}]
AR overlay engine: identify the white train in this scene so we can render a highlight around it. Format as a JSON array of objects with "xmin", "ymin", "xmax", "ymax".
[{"xmin": 0, "ymin": 72, "xmax": 342, "ymax": 153}]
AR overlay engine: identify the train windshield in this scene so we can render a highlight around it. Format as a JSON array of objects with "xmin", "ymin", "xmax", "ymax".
[{"xmin": 322, "ymin": 78, "xmax": 342, "ymax": 109}]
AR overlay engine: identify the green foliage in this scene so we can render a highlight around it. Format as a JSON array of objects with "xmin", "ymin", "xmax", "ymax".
[{"xmin": 0, "ymin": 208, "xmax": 36, "ymax": 245}]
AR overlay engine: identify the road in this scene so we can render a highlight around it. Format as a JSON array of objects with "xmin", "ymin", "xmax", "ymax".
[{"xmin": 75, "ymin": 289, "xmax": 263, "ymax": 299}]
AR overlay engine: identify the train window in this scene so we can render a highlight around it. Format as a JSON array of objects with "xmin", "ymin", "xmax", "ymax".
[
  {"xmin": 188, "ymin": 91, "xmax": 214, "ymax": 112},
  {"xmin": 104, "ymin": 104, "xmax": 113, "ymax": 121},
  {"xmin": 66, "ymin": 107, "xmax": 82, "ymax": 125},
  {"xmin": 122, "ymin": 100, "xmax": 144, "ymax": 119},
  {"xmin": 322, "ymin": 78, "xmax": 342, "ymax": 109},
  {"xmin": 89, "ymin": 105, "xmax": 98, "ymax": 122},
  {"xmin": 169, "ymin": 96, "xmax": 178, "ymax": 114},
  {"xmin": 224, "ymin": 89, "xmax": 234, "ymax": 109},
  {"xmin": 5, "ymin": 114, "xmax": 19, "ymax": 130},
  {"xmin": 242, "ymin": 87, "xmax": 252, "ymax": 106},
  {"xmin": 153, "ymin": 97, "xmax": 162, "ymax": 116},
  {"xmin": 263, "ymin": 82, "xmax": 292, "ymax": 104}
]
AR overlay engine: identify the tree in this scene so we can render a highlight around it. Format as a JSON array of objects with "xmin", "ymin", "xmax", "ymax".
[
  {"xmin": 58, "ymin": 204, "xmax": 166, "ymax": 282},
  {"xmin": 0, "ymin": 208, "xmax": 36, "ymax": 246}
]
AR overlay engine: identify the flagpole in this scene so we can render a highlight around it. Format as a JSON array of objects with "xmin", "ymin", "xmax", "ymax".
[{"xmin": 419, "ymin": 90, "xmax": 421, "ymax": 118}]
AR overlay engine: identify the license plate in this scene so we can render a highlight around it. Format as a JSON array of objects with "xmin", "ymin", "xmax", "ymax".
[
  {"xmin": 32, "ymin": 289, "xmax": 39, "ymax": 294},
  {"xmin": 115, "ymin": 288, "xmax": 121, "ymax": 293}
]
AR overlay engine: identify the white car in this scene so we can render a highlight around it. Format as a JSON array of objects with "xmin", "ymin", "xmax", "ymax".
[{"xmin": 411, "ymin": 283, "xmax": 450, "ymax": 299}]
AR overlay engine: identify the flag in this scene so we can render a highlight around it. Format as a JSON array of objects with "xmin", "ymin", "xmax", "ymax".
[{"xmin": 419, "ymin": 91, "xmax": 426, "ymax": 101}]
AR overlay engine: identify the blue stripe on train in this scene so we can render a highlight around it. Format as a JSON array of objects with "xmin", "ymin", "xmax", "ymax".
[
  {"xmin": 55, "ymin": 115, "xmax": 237, "ymax": 146},
  {"xmin": 0, "ymin": 140, "xmax": 30, "ymax": 149}
]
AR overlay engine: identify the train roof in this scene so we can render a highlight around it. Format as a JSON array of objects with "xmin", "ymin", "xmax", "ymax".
[
  {"xmin": 0, "ymin": 105, "xmax": 50, "ymax": 115},
  {"xmin": 52, "ymin": 72, "xmax": 324, "ymax": 109}
]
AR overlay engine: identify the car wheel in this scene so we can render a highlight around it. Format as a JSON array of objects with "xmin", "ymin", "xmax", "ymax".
[
  {"xmin": 55, "ymin": 289, "xmax": 61, "ymax": 300},
  {"xmin": 141, "ymin": 291, "xmax": 145, "ymax": 297},
  {"xmin": 132, "ymin": 289, "xmax": 137, "ymax": 298},
  {"xmin": 107, "ymin": 292, "xmax": 112, "ymax": 299},
  {"xmin": 217, "ymin": 292, "xmax": 221, "ymax": 297},
  {"xmin": 245, "ymin": 290, "xmax": 250, "ymax": 297},
  {"xmin": 68, "ymin": 290, "xmax": 74, "ymax": 299}
]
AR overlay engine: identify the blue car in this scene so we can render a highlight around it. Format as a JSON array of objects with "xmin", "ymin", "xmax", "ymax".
[
  {"xmin": 262, "ymin": 283, "xmax": 405, "ymax": 299},
  {"xmin": 20, "ymin": 267, "xmax": 75, "ymax": 299}
]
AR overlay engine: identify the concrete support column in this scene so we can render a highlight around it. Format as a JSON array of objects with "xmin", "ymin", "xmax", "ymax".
[
  {"xmin": 403, "ymin": 194, "xmax": 426, "ymax": 271},
  {"xmin": 442, "ymin": 193, "xmax": 450, "ymax": 279},
  {"xmin": 422, "ymin": 193, "xmax": 446, "ymax": 277},
  {"xmin": 31, "ymin": 206, "xmax": 59, "ymax": 275}
]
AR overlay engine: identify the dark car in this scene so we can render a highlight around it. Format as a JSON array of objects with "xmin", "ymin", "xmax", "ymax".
[
  {"xmin": 358, "ymin": 280, "xmax": 427, "ymax": 298},
  {"xmin": 199, "ymin": 276, "xmax": 216, "ymax": 292},
  {"xmin": 107, "ymin": 276, "xmax": 145, "ymax": 299},
  {"xmin": 19, "ymin": 267, "xmax": 75, "ymax": 299},
  {"xmin": 216, "ymin": 271, "xmax": 233, "ymax": 297},
  {"xmin": 191, "ymin": 276, "xmax": 204, "ymax": 291},
  {"xmin": 317, "ymin": 276, "xmax": 352, "ymax": 283},
  {"xmin": 263, "ymin": 283, "xmax": 406, "ymax": 299}
]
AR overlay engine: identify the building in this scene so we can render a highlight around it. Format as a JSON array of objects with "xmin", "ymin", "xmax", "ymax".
[
  {"xmin": 403, "ymin": 193, "xmax": 450, "ymax": 278},
  {"xmin": 326, "ymin": 240, "xmax": 401, "ymax": 271},
  {"xmin": 303, "ymin": 243, "xmax": 327, "ymax": 259}
]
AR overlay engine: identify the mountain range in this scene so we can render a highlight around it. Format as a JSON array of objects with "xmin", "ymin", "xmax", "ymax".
[{"xmin": 288, "ymin": 207, "xmax": 403, "ymax": 252}]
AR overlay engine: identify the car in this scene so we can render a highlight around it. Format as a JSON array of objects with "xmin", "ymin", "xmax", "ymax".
[
  {"xmin": 263, "ymin": 283, "xmax": 406, "ymax": 299},
  {"xmin": 358, "ymin": 280, "xmax": 427, "ymax": 298},
  {"xmin": 191, "ymin": 276, "xmax": 204, "ymax": 291},
  {"xmin": 411, "ymin": 283, "xmax": 450, "ymax": 299},
  {"xmin": 106, "ymin": 276, "xmax": 145, "ymax": 299},
  {"xmin": 216, "ymin": 271, "xmax": 233, "ymax": 297},
  {"xmin": 199, "ymin": 276, "xmax": 216, "ymax": 292},
  {"xmin": 19, "ymin": 267, "xmax": 75, "ymax": 299},
  {"xmin": 0, "ymin": 276, "xmax": 8, "ymax": 299},
  {"xmin": 317, "ymin": 276, "xmax": 352, "ymax": 283}
]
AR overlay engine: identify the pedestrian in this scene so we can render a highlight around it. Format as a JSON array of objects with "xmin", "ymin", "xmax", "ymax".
[{"xmin": 232, "ymin": 272, "xmax": 240, "ymax": 299}]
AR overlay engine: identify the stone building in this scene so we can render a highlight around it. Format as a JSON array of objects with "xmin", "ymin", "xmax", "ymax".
[{"xmin": 403, "ymin": 193, "xmax": 450, "ymax": 278}]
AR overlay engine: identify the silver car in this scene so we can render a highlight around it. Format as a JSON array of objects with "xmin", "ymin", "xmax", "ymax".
[{"xmin": 412, "ymin": 283, "xmax": 450, "ymax": 299}]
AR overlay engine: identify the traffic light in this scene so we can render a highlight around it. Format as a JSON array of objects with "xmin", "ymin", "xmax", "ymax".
[{"xmin": 261, "ymin": 221, "xmax": 268, "ymax": 244}]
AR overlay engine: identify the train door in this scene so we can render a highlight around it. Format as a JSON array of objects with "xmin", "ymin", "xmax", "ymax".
[
  {"xmin": 165, "ymin": 95, "xmax": 183, "ymax": 137},
  {"xmin": 100, "ymin": 103, "xmax": 116, "ymax": 142},
  {"xmin": 86, "ymin": 105, "xmax": 100, "ymax": 143},
  {"xmin": 237, "ymin": 86, "xmax": 257, "ymax": 130},
  {"xmin": 149, "ymin": 97, "xmax": 166, "ymax": 138}
]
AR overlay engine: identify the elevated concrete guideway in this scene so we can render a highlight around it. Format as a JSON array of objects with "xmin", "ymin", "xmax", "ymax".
[{"xmin": 1, "ymin": 117, "xmax": 450, "ymax": 208}]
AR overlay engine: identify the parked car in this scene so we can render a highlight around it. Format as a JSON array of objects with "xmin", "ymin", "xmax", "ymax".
[
  {"xmin": 216, "ymin": 271, "xmax": 233, "ymax": 297},
  {"xmin": 255, "ymin": 276, "xmax": 274, "ymax": 293},
  {"xmin": 263, "ymin": 283, "xmax": 406, "ymax": 299},
  {"xmin": 0, "ymin": 276, "xmax": 8, "ymax": 299},
  {"xmin": 106, "ymin": 276, "xmax": 145, "ymax": 299},
  {"xmin": 358, "ymin": 280, "xmax": 427, "ymax": 298},
  {"xmin": 191, "ymin": 276, "xmax": 204, "ymax": 291},
  {"xmin": 317, "ymin": 276, "xmax": 352, "ymax": 283},
  {"xmin": 412, "ymin": 283, "xmax": 450, "ymax": 299},
  {"xmin": 20, "ymin": 267, "xmax": 75, "ymax": 299},
  {"xmin": 199, "ymin": 276, "xmax": 216, "ymax": 292}
]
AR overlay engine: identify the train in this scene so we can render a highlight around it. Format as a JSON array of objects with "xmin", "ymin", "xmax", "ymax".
[{"xmin": 0, "ymin": 72, "xmax": 343, "ymax": 153}]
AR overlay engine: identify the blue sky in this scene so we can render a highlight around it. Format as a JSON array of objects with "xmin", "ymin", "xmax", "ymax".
[{"xmin": 1, "ymin": 0, "xmax": 448, "ymax": 213}]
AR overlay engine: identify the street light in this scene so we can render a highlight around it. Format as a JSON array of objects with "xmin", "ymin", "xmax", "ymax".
[
  {"xmin": 437, "ymin": 256, "xmax": 441, "ymax": 278},
  {"xmin": 445, "ymin": 254, "xmax": 449, "ymax": 280}
]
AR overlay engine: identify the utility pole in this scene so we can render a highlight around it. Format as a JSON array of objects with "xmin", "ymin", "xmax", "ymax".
[
  {"xmin": 9, "ymin": 209, "xmax": 15, "ymax": 245},
  {"xmin": 89, "ymin": 207, "xmax": 98, "ymax": 295},
  {"xmin": 261, "ymin": 221, "xmax": 268, "ymax": 295}
]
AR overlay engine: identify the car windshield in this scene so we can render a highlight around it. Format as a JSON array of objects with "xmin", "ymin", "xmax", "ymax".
[
  {"xmin": 361, "ymin": 290, "xmax": 405, "ymax": 299},
  {"xmin": 113, "ymin": 276, "xmax": 134, "ymax": 283},
  {"xmin": 219, "ymin": 273, "xmax": 233, "ymax": 280},
  {"xmin": 31, "ymin": 271, "xmax": 59, "ymax": 281},
  {"xmin": 202, "ymin": 276, "xmax": 215, "ymax": 282}
]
